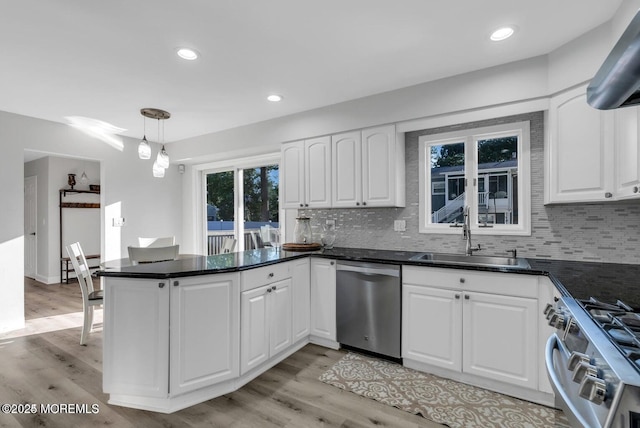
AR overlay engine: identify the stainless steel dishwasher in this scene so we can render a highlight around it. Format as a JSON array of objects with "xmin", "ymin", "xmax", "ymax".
[{"xmin": 336, "ymin": 261, "xmax": 401, "ymax": 359}]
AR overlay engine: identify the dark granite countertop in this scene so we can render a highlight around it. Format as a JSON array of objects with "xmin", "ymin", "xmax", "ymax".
[{"xmin": 98, "ymin": 247, "xmax": 640, "ymax": 310}]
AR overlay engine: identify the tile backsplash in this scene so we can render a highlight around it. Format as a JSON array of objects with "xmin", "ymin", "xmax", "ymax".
[{"xmin": 301, "ymin": 111, "xmax": 640, "ymax": 264}]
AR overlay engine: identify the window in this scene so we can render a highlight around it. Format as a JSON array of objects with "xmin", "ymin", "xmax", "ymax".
[
  {"xmin": 418, "ymin": 121, "xmax": 530, "ymax": 235},
  {"xmin": 204, "ymin": 159, "xmax": 280, "ymax": 254}
]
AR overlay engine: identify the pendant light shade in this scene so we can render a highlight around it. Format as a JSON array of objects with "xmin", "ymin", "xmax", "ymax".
[
  {"xmin": 152, "ymin": 160, "xmax": 165, "ymax": 178},
  {"xmin": 156, "ymin": 145, "xmax": 170, "ymax": 169},
  {"xmin": 138, "ymin": 136, "xmax": 151, "ymax": 159}
]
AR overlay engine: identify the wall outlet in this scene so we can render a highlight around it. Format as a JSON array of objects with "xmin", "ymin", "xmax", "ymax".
[
  {"xmin": 326, "ymin": 219, "xmax": 335, "ymax": 226},
  {"xmin": 113, "ymin": 217, "xmax": 126, "ymax": 227},
  {"xmin": 394, "ymin": 220, "xmax": 406, "ymax": 232}
]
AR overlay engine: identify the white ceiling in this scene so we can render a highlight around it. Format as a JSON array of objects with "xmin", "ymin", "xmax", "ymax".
[{"xmin": 1, "ymin": 1, "xmax": 623, "ymax": 144}]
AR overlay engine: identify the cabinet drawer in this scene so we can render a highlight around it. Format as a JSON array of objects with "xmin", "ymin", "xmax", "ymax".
[
  {"xmin": 241, "ymin": 262, "xmax": 292, "ymax": 292},
  {"xmin": 402, "ymin": 265, "xmax": 537, "ymax": 298}
]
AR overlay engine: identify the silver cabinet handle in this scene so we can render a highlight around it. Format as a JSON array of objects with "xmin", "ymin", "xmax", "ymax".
[
  {"xmin": 271, "ymin": 285, "xmax": 276, "ymax": 291},
  {"xmin": 266, "ymin": 288, "xmax": 272, "ymax": 293},
  {"xmin": 464, "ymin": 294, "xmax": 470, "ymax": 300},
  {"xmin": 634, "ymin": 186, "xmax": 639, "ymax": 194},
  {"xmin": 173, "ymin": 281, "xmax": 179, "ymax": 287},
  {"xmin": 459, "ymin": 278, "xmax": 466, "ymax": 283},
  {"xmin": 605, "ymin": 192, "xmax": 613, "ymax": 198},
  {"xmin": 455, "ymin": 294, "xmax": 460, "ymax": 299},
  {"xmin": 158, "ymin": 282, "xmax": 165, "ymax": 288},
  {"xmin": 330, "ymin": 261, "xmax": 335, "ymax": 266},
  {"xmin": 268, "ymin": 272, "xmax": 274, "ymax": 278}
]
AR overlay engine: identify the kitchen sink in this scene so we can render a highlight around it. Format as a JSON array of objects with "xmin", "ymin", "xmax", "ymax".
[{"xmin": 408, "ymin": 252, "xmax": 530, "ymax": 269}]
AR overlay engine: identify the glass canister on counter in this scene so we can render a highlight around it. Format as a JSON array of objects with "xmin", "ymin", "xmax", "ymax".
[
  {"xmin": 321, "ymin": 223, "xmax": 336, "ymax": 249},
  {"xmin": 293, "ymin": 217, "xmax": 312, "ymax": 244}
]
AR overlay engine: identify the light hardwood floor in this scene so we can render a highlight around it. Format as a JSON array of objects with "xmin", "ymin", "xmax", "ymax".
[{"xmin": 0, "ymin": 278, "xmax": 441, "ymax": 428}]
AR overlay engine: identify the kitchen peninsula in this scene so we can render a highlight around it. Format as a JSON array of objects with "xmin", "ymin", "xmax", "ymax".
[{"xmin": 97, "ymin": 247, "xmax": 640, "ymax": 413}]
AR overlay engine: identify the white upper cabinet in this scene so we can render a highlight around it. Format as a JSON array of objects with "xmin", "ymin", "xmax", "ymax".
[
  {"xmin": 546, "ymin": 84, "xmax": 615, "ymax": 203},
  {"xmin": 281, "ymin": 137, "xmax": 331, "ymax": 209},
  {"xmin": 332, "ymin": 124, "xmax": 405, "ymax": 208},
  {"xmin": 331, "ymin": 131, "xmax": 362, "ymax": 207},
  {"xmin": 614, "ymin": 106, "xmax": 640, "ymax": 200}
]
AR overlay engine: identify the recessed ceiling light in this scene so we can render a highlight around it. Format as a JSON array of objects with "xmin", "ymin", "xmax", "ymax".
[
  {"xmin": 177, "ymin": 48, "xmax": 199, "ymax": 60},
  {"xmin": 490, "ymin": 26, "xmax": 515, "ymax": 42},
  {"xmin": 267, "ymin": 94, "xmax": 283, "ymax": 102}
]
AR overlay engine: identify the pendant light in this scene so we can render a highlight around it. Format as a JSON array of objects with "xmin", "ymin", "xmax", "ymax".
[
  {"xmin": 138, "ymin": 113, "xmax": 151, "ymax": 159},
  {"xmin": 139, "ymin": 108, "xmax": 171, "ymax": 177}
]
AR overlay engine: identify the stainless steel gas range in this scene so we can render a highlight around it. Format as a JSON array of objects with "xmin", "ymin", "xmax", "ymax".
[{"xmin": 545, "ymin": 296, "xmax": 640, "ymax": 428}]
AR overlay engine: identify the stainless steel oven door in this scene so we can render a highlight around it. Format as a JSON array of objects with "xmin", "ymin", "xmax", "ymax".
[{"xmin": 545, "ymin": 334, "xmax": 609, "ymax": 428}]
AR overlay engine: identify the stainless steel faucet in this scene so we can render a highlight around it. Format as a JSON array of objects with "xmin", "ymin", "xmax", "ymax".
[{"xmin": 462, "ymin": 206, "xmax": 481, "ymax": 256}]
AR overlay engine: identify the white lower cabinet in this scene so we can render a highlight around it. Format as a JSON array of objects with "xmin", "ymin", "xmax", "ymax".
[
  {"xmin": 462, "ymin": 291, "xmax": 537, "ymax": 388},
  {"xmin": 240, "ymin": 278, "xmax": 292, "ymax": 375},
  {"xmin": 403, "ymin": 285, "xmax": 462, "ymax": 370},
  {"xmin": 104, "ymin": 273, "xmax": 240, "ymax": 399},
  {"xmin": 170, "ymin": 274, "xmax": 239, "ymax": 396},
  {"xmin": 291, "ymin": 258, "xmax": 311, "ymax": 341},
  {"xmin": 310, "ymin": 258, "xmax": 337, "ymax": 344},
  {"xmin": 402, "ymin": 266, "xmax": 538, "ymax": 392},
  {"xmin": 103, "ymin": 277, "xmax": 170, "ymax": 398}
]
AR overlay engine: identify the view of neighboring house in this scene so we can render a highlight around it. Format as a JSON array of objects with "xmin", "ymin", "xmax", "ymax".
[{"xmin": 431, "ymin": 159, "xmax": 518, "ymax": 225}]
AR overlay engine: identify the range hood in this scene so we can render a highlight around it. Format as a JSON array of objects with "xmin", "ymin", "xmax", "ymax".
[{"xmin": 587, "ymin": 9, "xmax": 640, "ymax": 110}]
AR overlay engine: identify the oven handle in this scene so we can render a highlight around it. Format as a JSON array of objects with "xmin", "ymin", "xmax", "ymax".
[{"xmin": 545, "ymin": 334, "xmax": 593, "ymax": 428}]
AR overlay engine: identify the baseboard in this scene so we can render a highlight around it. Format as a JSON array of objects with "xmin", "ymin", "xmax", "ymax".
[
  {"xmin": 309, "ymin": 336, "xmax": 340, "ymax": 350},
  {"xmin": 34, "ymin": 273, "xmax": 59, "ymax": 284},
  {"xmin": 0, "ymin": 317, "xmax": 25, "ymax": 334}
]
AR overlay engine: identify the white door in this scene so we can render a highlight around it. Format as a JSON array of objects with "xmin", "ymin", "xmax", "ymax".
[
  {"xmin": 170, "ymin": 274, "xmax": 239, "ymax": 395},
  {"xmin": 462, "ymin": 291, "xmax": 538, "ymax": 389},
  {"xmin": 269, "ymin": 278, "xmax": 293, "ymax": 356},
  {"xmin": 362, "ymin": 125, "xmax": 396, "ymax": 206},
  {"xmin": 614, "ymin": 106, "xmax": 640, "ymax": 200},
  {"xmin": 547, "ymin": 85, "xmax": 614, "ymax": 203},
  {"xmin": 103, "ymin": 277, "xmax": 170, "ymax": 398},
  {"xmin": 24, "ymin": 175, "xmax": 37, "ymax": 279},
  {"xmin": 332, "ymin": 131, "xmax": 361, "ymax": 207},
  {"xmin": 240, "ymin": 285, "xmax": 270, "ymax": 374},
  {"xmin": 281, "ymin": 142, "xmax": 305, "ymax": 209},
  {"xmin": 305, "ymin": 136, "xmax": 332, "ymax": 208},
  {"xmin": 402, "ymin": 284, "xmax": 462, "ymax": 371},
  {"xmin": 291, "ymin": 258, "xmax": 311, "ymax": 342},
  {"xmin": 310, "ymin": 259, "xmax": 336, "ymax": 341}
]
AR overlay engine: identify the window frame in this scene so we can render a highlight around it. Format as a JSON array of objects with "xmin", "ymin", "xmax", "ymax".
[
  {"xmin": 199, "ymin": 153, "xmax": 281, "ymax": 254},
  {"xmin": 418, "ymin": 121, "xmax": 531, "ymax": 236}
]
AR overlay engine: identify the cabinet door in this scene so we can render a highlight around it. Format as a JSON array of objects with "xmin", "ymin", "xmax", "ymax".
[
  {"xmin": 332, "ymin": 131, "xmax": 362, "ymax": 207},
  {"xmin": 103, "ymin": 278, "xmax": 169, "ymax": 398},
  {"xmin": 615, "ymin": 106, "xmax": 640, "ymax": 200},
  {"xmin": 270, "ymin": 278, "xmax": 293, "ymax": 356},
  {"xmin": 362, "ymin": 125, "xmax": 397, "ymax": 207},
  {"xmin": 310, "ymin": 259, "xmax": 336, "ymax": 341},
  {"xmin": 291, "ymin": 258, "xmax": 311, "ymax": 342},
  {"xmin": 462, "ymin": 291, "xmax": 537, "ymax": 389},
  {"xmin": 402, "ymin": 284, "xmax": 462, "ymax": 371},
  {"xmin": 240, "ymin": 285, "xmax": 270, "ymax": 374},
  {"xmin": 305, "ymin": 136, "xmax": 332, "ymax": 208},
  {"xmin": 281, "ymin": 141, "xmax": 305, "ymax": 209},
  {"xmin": 547, "ymin": 85, "xmax": 614, "ymax": 203},
  {"xmin": 170, "ymin": 274, "xmax": 239, "ymax": 395}
]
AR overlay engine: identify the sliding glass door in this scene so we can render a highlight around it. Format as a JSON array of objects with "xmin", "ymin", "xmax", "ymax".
[{"xmin": 205, "ymin": 162, "xmax": 279, "ymax": 255}]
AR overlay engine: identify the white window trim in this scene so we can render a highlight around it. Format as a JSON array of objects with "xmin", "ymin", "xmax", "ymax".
[{"xmin": 418, "ymin": 121, "xmax": 531, "ymax": 236}]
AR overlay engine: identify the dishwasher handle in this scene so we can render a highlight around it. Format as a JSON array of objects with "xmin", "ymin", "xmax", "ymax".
[{"xmin": 336, "ymin": 263, "xmax": 400, "ymax": 277}]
